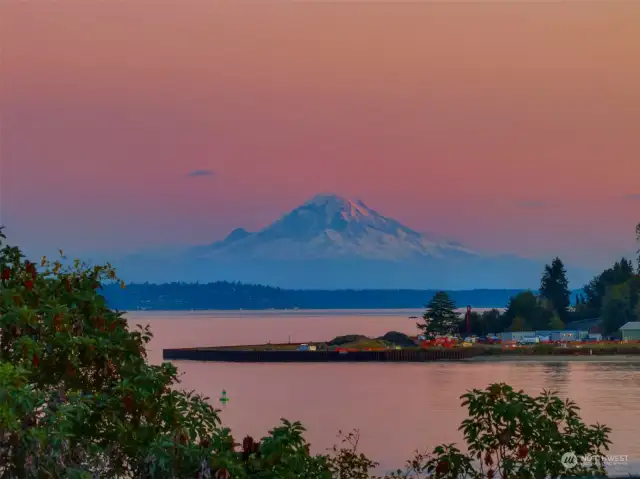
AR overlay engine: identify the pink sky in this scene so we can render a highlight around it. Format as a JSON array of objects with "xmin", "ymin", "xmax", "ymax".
[{"xmin": 1, "ymin": 0, "xmax": 639, "ymax": 268}]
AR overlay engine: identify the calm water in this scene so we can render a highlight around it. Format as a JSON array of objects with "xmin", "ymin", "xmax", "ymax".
[{"xmin": 129, "ymin": 310, "xmax": 640, "ymax": 474}]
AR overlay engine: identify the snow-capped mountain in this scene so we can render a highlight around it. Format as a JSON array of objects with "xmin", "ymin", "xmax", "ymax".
[
  {"xmin": 197, "ymin": 193, "xmax": 478, "ymax": 261},
  {"xmin": 111, "ymin": 194, "xmax": 595, "ymax": 289}
]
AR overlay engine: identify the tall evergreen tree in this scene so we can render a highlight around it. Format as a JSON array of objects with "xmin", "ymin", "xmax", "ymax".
[
  {"xmin": 636, "ymin": 222, "xmax": 640, "ymax": 273},
  {"xmin": 419, "ymin": 291, "xmax": 459, "ymax": 337},
  {"xmin": 539, "ymin": 257, "xmax": 571, "ymax": 320},
  {"xmin": 582, "ymin": 258, "xmax": 635, "ymax": 314},
  {"xmin": 601, "ymin": 283, "xmax": 635, "ymax": 334}
]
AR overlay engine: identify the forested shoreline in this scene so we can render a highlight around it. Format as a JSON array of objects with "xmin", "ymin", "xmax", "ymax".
[{"xmin": 101, "ymin": 283, "xmax": 561, "ymax": 311}]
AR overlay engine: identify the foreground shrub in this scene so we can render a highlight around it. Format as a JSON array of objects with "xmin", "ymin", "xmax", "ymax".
[
  {"xmin": 0, "ymin": 230, "xmax": 334, "ymax": 478},
  {"xmin": 328, "ymin": 430, "xmax": 379, "ymax": 479},
  {"xmin": 422, "ymin": 383, "xmax": 612, "ymax": 478}
]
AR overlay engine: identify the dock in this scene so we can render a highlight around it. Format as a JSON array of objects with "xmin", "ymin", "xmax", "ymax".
[{"xmin": 162, "ymin": 347, "xmax": 483, "ymax": 362}]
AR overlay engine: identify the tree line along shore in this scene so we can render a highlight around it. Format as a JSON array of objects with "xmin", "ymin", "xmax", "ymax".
[
  {"xmin": 413, "ymin": 254, "xmax": 639, "ymax": 339},
  {"xmin": 103, "ymin": 284, "xmax": 527, "ymax": 311}
]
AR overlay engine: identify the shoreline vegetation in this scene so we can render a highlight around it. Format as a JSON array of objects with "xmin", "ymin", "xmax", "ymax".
[
  {"xmin": 1, "ymin": 224, "xmax": 639, "ymax": 477},
  {"xmin": 469, "ymin": 354, "xmax": 640, "ymax": 362},
  {"xmin": 103, "ymin": 285, "xmax": 532, "ymax": 311}
]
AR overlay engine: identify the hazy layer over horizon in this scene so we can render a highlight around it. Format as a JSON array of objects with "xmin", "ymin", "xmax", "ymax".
[{"xmin": 2, "ymin": 1, "xmax": 639, "ymax": 268}]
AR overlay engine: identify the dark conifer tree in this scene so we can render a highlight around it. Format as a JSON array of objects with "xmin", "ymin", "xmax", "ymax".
[
  {"xmin": 539, "ymin": 257, "xmax": 571, "ymax": 320},
  {"xmin": 636, "ymin": 222, "xmax": 640, "ymax": 273},
  {"xmin": 419, "ymin": 291, "xmax": 460, "ymax": 337}
]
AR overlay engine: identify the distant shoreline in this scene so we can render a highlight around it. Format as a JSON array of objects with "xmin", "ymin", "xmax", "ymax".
[
  {"xmin": 125, "ymin": 308, "xmax": 503, "ymax": 314},
  {"xmin": 469, "ymin": 355, "xmax": 640, "ymax": 363},
  {"xmin": 103, "ymin": 283, "xmax": 575, "ymax": 311}
]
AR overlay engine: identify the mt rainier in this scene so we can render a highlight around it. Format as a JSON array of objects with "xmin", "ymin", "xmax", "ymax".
[
  {"xmin": 113, "ymin": 194, "xmax": 592, "ymax": 289},
  {"xmin": 196, "ymin": 194, "xmax": 478, "ymax": 261}
]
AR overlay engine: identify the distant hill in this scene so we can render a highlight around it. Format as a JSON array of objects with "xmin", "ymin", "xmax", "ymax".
[
  {"xmin": 111, "ymin": 194, "xmax": 595, "ymax": 289},
  {"xmin": 100, "ymin": 281, "xmax": 584, "ymax": 311}
]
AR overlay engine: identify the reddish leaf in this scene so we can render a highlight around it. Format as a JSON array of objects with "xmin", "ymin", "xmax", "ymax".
[
  {"xmin": 517, "ymin": 445, "xmax": 529, "ymax": 459},
  {"xmin": 1, "ymin": 267, "xmax": 10, "ymax": 281}
]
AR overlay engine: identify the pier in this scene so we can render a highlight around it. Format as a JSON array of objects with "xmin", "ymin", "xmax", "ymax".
[{"xmin": 162, "ymin": 347, "xmax": 483, "ymax": 362}]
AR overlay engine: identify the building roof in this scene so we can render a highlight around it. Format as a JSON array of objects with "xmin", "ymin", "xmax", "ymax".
[
  {"xmin": 535, "ymin": 330, "xmax": 584, "ymax": 335},
  {"xmin": 566, "ymin": 318, "xmax": 602, "ymax": 330},
  {"xmin": 620, "ymin": 322, "xmax": 640, "ymax": 331},
  {"xmin": 501, "ymin": 330, "xmax": 585, "ymax": 336}
]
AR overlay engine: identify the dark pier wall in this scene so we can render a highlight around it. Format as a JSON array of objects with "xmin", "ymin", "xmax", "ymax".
[{"xmin": 162, "ymin": 348, "xmax": 482, "ymax": 362}]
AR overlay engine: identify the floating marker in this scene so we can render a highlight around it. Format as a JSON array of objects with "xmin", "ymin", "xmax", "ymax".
[{"xmin": 219, "ymin": 390, "xmax": 229, "ymax": 403}]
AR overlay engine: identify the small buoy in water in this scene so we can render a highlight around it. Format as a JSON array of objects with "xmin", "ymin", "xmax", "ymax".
[{"xmin": 219, "ymin": 390, "xmax": 229, "ymax": 403}]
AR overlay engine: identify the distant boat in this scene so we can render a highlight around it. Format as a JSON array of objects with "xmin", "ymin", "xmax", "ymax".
[{"xmin": 409, "ymin": 316, "xmax": 418, "ymax": 319}]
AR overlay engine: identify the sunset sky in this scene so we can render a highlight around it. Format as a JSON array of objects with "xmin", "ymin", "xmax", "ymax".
[{"xmin": 1, "ymin": 0, "xmax": 639, "ymax": 269}]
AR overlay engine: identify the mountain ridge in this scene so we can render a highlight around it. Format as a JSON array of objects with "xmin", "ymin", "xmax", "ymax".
[
  {"xmin": 194, "ymin": 193, "xmax": 479, "ymax": 261},
  {"xmin": 110, "ymin": 193, "xmax": 596, "ymax": 289}
]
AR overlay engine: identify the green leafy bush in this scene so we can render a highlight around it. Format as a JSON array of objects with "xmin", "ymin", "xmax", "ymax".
[
  {"xmin": 423, "ymin": 383, "xmax": 612, "ymax": 478},
  {"xmin": 328, "ymin": 430, "xmax": 378, "ymax": 479},
  {"xmin": 0, "ymin": 230, "xmax": 333, "ymax": 478}
]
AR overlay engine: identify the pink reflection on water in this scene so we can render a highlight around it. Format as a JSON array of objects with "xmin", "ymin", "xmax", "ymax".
[{"xmin": 129, "ymin": 311, "xmax": 640, "ymax": 473}]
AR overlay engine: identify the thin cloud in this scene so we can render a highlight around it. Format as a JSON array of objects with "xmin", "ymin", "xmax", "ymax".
[
  {"xmin": 622, "ymin": 193, "xmax": 640, "ymax": 200},
  {"xmin": 518, "ymin": 200, "xmax": 548, "ymax": 208},
  {"xmin": 186, "ymin": 169, "xmax": 215, "ymax": 178}
]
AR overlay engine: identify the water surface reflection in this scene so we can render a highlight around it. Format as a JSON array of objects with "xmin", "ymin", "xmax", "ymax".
[{"xmin": 130, "ymin": 312, "xmax": 640, "ymax": 473}]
